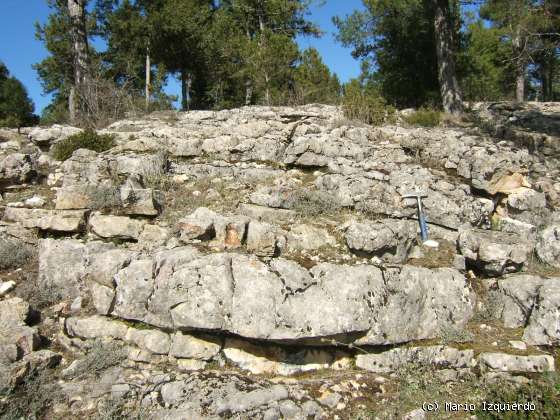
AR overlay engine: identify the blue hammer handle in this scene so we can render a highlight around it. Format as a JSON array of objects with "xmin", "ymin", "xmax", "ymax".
[{"xmin": 418, "ymin": 210, "xmax": 429, "ymax": 242}]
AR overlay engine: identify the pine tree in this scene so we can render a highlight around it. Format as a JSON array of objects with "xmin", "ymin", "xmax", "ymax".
[
  {"xmin": 459, "ymin": 20, "xmax": 515, "ymax": 101},
  {"xmin": 480, "ymin": 0, "xmax": 559, "ymax": 102},
  {"xmin": 334, "ymin": 0, "xmax": 441, "ymax": 108},
  {"xmin": 147, "ymin": 0, "xmax": 215, "ymax": 110},
  {"xmin": 96, "ymin": 0, "xmax": 173, "ymax": 110},
  {"xmin": 293, "ymin": 48, "xmax": 341, "ymax": 104},
  {"xmin": 0, "ymin": 62, "xmax": 38, "ymax": 131}
]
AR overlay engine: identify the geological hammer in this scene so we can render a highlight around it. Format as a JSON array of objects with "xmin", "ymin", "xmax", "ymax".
[{"xmin": 402, "ymin": 192, "xmax": 438, "ymax": 247}]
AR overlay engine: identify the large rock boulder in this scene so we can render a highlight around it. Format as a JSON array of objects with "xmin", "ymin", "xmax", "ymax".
[
  {"xmin": 0, "ymin": 298, "xmax": 39, "ymax": 364},
  {"xmin": 89, "ymin": 213, "xmax": 146, "ymax": 240},
  {"xmin": 522, "ymin": 280, "xmax": 560, "ymax": 345},
  {"xmin": 344, "ymin": 219, "xmax": 417, "ymax": 262},
  {"xmin": 535, "ymin": 224, "xmax": 560, "ymax": 269},
  {"xmin": 0, "ymin": 153, "xmax": 37, "ymax": 188},
  {"xmin": 493, "ymin": 275, "xmax": 560, "ymax": 345},
  {"xmin": 3, "ymin": 207, "xmax": 87, "ymax": 233},
  {"xmin": 457, "ymin": 229, "xmax": 533, "ymax": 275},
  {"xmin": 28, "ymin": 125, "xmax": 82, "ymax": 147}
]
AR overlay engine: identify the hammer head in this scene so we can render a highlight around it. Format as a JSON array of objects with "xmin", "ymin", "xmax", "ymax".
[{"xmin": 401, "ymin": 192, "xmax": 428, "ymax": 199}]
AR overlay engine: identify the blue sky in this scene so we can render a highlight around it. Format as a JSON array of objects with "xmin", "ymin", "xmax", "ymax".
[{"xmin": 0, "ymin": 0, "xmax": 364, "ymax": 114}]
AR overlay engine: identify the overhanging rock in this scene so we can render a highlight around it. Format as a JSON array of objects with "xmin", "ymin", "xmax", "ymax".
[{"xmin": 41, "ymin": 239, "xmax": 476, "ymax": 345}]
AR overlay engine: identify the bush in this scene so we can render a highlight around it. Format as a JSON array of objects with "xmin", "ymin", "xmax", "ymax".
[
  {"xmin": 438, "ymin": 324, "xmax": 473, "ymax": 345},
  {"xmin": 286, "ymin": 189, "xmax": 341, "ymax": 217},
  {"xmin": 342, "ymin": 79, "xmax": 395, "ymax": 126},
  {"xmin": 0, "ymin": 238, "xmax": 33, "ymax": 270},
  {"xmin": 404, "ymin": 107, "xmax": 441, "ymax": 127},
  {"xmin": 51, "ymin": 129, "xmax": 115, "ymax": 161},
  {"xmin": 477, "ymin": 374, "xmax": 560, "ymax": 419},
  {"xmin": 0, "ymin": 368, "xmax": 63, "ymax": 419},
  {"xmin": 17, "ymin": 279, "xmax": 63, "ymax": 310},
  {"xmin": 72, "ymin": 340, "xmax": 127, "ymax": 379}
]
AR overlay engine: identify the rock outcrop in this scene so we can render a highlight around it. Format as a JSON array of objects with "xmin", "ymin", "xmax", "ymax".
[{"xmin": 2, "ymin": 103, "xmax": 559, "ymax": 419}]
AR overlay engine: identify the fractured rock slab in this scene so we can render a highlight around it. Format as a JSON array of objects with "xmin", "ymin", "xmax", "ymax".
[
  {"xmin": 89, "ymin": 213, "xmax": 146, "ymax": 240},
  {"xmin": 344, "ymin": 219, "xmax": 417, "ymax": 262},
  {"xmin": 3, "ymin": 207, "xmax": 87, "ymax": 232},
  {"xmin": 479, "ymin": 353, "xmax": 555, "ymax": 373},
  {"xmin": 457, "ymin": 228, "xmax": 533, "ymax": 275},
  {"xmin": 356, "ymin": 346, "xmax": 475, "ymax": 373}
]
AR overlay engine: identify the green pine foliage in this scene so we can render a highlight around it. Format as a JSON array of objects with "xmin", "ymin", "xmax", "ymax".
[
  {"xmin": 29, "ymin": 0, "xmax": 560, "ymax": 118},
  {"xmin": 293, "ymin": 48, "xmax": 342, "ymax": 105},
  {"xmin": 404, "ymin": 107, "xmax": 441, "ymax": 127},
  {"xmin": 334, "ymin": 0, "xmax": 442, "ymax": 109},
  {"xmin": 459, "ymin": 21, "xmax": 515, "ymax": 101},
  {"xmin": 0, "ymin": 62, "xmax": 38, "ymax": 130},
  {"xmin": 342, "ymin": 79, "xmax": 395, "ymax": 125},
  {"xmin": 51, "ymin": 129, "xmax": 116, "ymax": 161}
]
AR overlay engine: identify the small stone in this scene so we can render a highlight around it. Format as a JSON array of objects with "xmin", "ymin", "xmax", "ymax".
[
  {"xmin": 24, "ymin": 195, "xmax": 46, "ymax": 208},
  {"xmin": 403, "ymin": 408, "xmax": 427, "ymax": 420},
  {"xmin": 177, "ymin": 359, "xmax": 207, "ymax": 371},
  {"xmin": 70, "ymin": 296, "xmax": 82, "ymax": 314},
  {"xmin": 318, "ymin": 391, "xmax": 342, "ymax": 408},
  {"xmin": 509, "ymin": 340, "xmax": 527, "ymax": 351},
  {"xmin": 0, "ymin": 281, "xmax": 16, "ymax": 297}
]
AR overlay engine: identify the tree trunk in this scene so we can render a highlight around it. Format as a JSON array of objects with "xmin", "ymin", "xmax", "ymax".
[
  {"xmin": 67, "ymin": 0, "xmax": 89, "ymax": 123},
  {"xmin": 431, "ymin": 0, "xmax": 463, "ymax": 115},
  {"xmin": 542, "ymin": 54, "xmax": 554, "ymax": 101},
  {"xmin": 257, "ymin": 6, "xmax": 270, "ymax": 105},
  {"xmin": 181, "ymin": 71, "xmax": 191, "ymax": 111},
  {"xmin": 69, "ymin": 86, "xmax": 77, "ymax": 123},
  {"xmin": 145, "ymin": 49, "xmax": 151, "ymax": 111},
  {"xmin": 512, "ymin": 26, "xmax": 525, "ymax": 102},
  {"xmin": 245, "ymin": 80, "xmax": 253, "ymax": 106}
]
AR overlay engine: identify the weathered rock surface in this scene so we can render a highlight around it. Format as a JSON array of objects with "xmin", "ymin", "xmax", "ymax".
[
  {"xmin": 479, "ymin": 353, "xmax": 555, "ymax": 373},
  {"xmin": 0, "ymin": 153, "xmax": 37, "ymax": 188},
  {"xmin": 38, "ymin": 239, "xmax": 113, "ymax": 299},
  {"xmin": 3, "ymin": 207, "xmax": 87, "ymax": 232},
  {"xmin": 4, "ymin": 104, "xmax": 560, "ymax": 418},
  {"xmin": 493, "ymin": 275, "xmax": 560, "ymax": 345},
  {"xmin": 344, "ymin": 219, "xmax": 417, "ymax": 262},
  {"xmin": 89, "ymin": 213, "xmax": 146, "ymax": 240},
  {"xmin": 522, "ymin": 280, "xmax": 560, "ymax": 345},
  {"xmin": 0, "ymin": 298, "xmax": 39, "ymax": 364},
  {"xmin": 28, "ymin": 125, "xmax": 82, "ymax": 146},
  {"xmin": 286, "ymin": 224, "xmax": 337, "ymax": 251},
  {"xmin": 535, "ymin": 224, "xmax": 560, "ymax": 268},
  {"xmin": 356, "ymin": 346, "xmax": 476, "ymax": 373},
  {"xmin": 457, "ymin": 228, "xmax": 533, "ymax": 275},
  {"xmin": 47, "ymin": 242, "xmax": 474, "ymax": 345}
]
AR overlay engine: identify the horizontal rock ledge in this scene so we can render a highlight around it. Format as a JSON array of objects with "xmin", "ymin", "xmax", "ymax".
[{"xmin": 41, "ymin": 239, "xmax": 476, "ymax": 345}]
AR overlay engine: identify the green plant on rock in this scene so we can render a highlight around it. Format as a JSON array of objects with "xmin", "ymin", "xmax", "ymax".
[
  {"xmin": 72, "ymin": 340, "xmax": 127, "ymax": 379},
  {"xmin": 286, "ymin": 188, "xmax": 341, "ymax": 218},
  {"xmin": 438, "ymin": 324, "xmax": 474, "ymax": 345},
  {"xmin": 342, "ymin": 79, "xmax": 395, "ymax": 126},
  {"xmin": 0, "ymin": 238, "xmax": 33, "ymax": 270},
  {"xmin": 404, "ymin": 107, "xmax": 441, "ymax": 127},
  {"xmin": 0, "ymin": 367, "xmax": 63, "ymax": 420},
  {"xmin": 51, "ymin": 129, "xmax": 115, "ymax": 161},
  {"xmin": 476, "ymin": 374, "xmax": 560, "ymax": 419}
]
